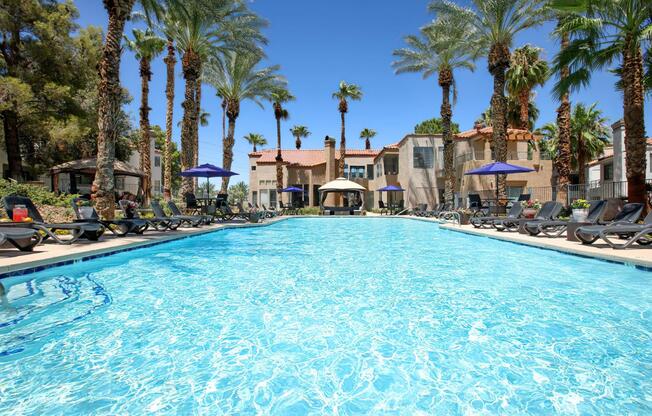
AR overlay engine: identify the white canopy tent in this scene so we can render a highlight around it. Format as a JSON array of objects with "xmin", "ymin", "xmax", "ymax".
[{"xmin": 318, "ymin": 177, "xmax": 366, "ymax": 214}]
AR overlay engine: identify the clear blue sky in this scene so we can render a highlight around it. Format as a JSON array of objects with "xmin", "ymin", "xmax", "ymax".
[{"xmin": 73, "ymin": 0, "xmax": 651, "ymax": 184}]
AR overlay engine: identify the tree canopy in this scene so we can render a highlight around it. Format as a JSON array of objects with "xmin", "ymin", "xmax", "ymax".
[{"xmin": 414, "ymin": 118, "xmax": 460, "ymax": 135}]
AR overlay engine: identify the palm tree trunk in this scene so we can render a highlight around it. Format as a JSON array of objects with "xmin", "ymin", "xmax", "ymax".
[
  {"xmin": 440, "ymin": 71, "xmax": 454, "ymax": 204},
  {"xmin": 365, "ymin": 139, "xmax": 370, "ymax": 150},
  {"xmin": 94, "ymin": 0, "xmax": 135, "ymax": 219},
  {"xmin": 577, "ymin": 136, "xmax": 586, "ymax": 185},
  {"xmin": 180, "ymin": 51, "xmax": 200, "ymax": 197},
  {"xmin": 139, "ymin": 57, "xmax": 152, "ymax": 207},
  {"xmin": 221, "ymin": 99, "xmax": 226, "ymax": 143},
  {"xmin": 339, "ymin": 109, "xmax": 346, "ymax": 177},
  {"xmin": 275, "ymin": 114, "xmax": 283, "ymax": 200},
  {"xmin": 518, "ymin": 89, "xmax": 530, "ymax": 130},
  {"xmin": 555, "ymin": 26, "xmax": 572, "ymax": 206},
  {"xmin": 193, "ymin": 73, "xmax": 202, "ymax": 192},
  {"xmin": 221, "ymin": 100, "xmax": 239, "ymax": 193},
  {"xmin": 221, "ymin": 113, "xmax": 237, "ymax": 193},
  {"xmin": 163, "ymin": 38, "xmax": 175, "ymax": 201},
  {"xmin": 489, "ymin": 43, "xmax": 510, "ymax": 203},
  {"xmin": 2, "ymin": 110, "xmax": 22, "ymax": 180},
  {"xmin": 295, "ymin": 136, "xmax": 301, "ymax": 150},
  {"xmin": 622, "ymin": 41, "xmax": 648, "ymax": 209}
]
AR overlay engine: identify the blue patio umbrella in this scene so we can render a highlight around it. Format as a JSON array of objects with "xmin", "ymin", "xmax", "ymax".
[
  {"xmin": 180, "ymin": 163, "xmax": 238, "ymax": 199},
  {"xmin": 464, "ymin": 162, "xmax": 534, "ymax": 201},
  {"xmin": 378, "ymin": 185, "xmax": 405, "ymax": 205},
  {"xmin": 281, "ymin": 186, "xmax": 303, "ymax": 192}
]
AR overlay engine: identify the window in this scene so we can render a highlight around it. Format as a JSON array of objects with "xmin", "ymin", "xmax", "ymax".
[
  {"xmin": 649, "ymin": 153, "xmax": 652, "ymax": 173},
  {"xmin": 252, "ymin": 191, "xmax": 257, "ymax": 204},
  {"xmin": 349, "ymin": 166, "xmax": 365, "ymax": 179},
  {"xmin": 413, "ymin": 147, "xmax": 434, "ymax": 169},
  {"xmin": 384, "ymin": 155, "xmax": 399, "ymax": 175},
  {"xmin": 153, "ymin": 180, "xmax": 161, "ymax": 195},
  {"xmin": 115, "ymin": 177, "xmax": 125, "ymax": 189},
  {"xmin": 604, "ymin": 163, "xmax": 614, "ymax": 181},
  {"xmin": 251, "ymin": 165, "xmax": 256, "ymax": 171},
  {"xmin": 367, "ymin": 164, "xmax": 374, "ymax": 179},
  {"xmin": 343, "ymin": 164, "xmax": 349, "ymax": 177},
  {"xmin": 154, "ymin": 156, "xmax": 161, "ymax": 167},
  {"xmin": 270, "ymin": 189, "xmax": 277, "ymax": 208}
]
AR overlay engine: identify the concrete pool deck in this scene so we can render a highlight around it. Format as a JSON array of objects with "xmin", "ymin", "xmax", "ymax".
[
  {"xmin": 0, "ymin": 217, "xmax": 289, "ymax": 277},
  {"xmin": 437, "ymin": 221, "xmax": 652, "ymax": 269},
  {"xmin": 1, "ymin": 215, "xmax": 650, "ymax": 277}
]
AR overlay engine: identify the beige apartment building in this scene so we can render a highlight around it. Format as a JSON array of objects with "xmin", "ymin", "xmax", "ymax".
[{"xmin": 248, "ymin": 128, "xmax": 553, "ymax": 210}]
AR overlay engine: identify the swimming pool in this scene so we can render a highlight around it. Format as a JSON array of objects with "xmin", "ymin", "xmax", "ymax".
[{"xmin": 0, "ymin": 218, "xmax": 650, "ymax": 414}]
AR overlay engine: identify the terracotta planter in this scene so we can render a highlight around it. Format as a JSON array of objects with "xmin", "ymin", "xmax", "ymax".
[
  {"xmin": 458, "ymin": 212, "xmax": 470, "ymax": 225},
  {"xmin": 523, "ymin": 208, "xmax": 537, "ymax": 219}
]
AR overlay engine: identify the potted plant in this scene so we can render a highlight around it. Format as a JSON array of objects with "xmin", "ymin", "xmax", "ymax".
[
  {"xmin": 571, "ymin": 199, "xmax": 590, "ymax": 222},
  {"xmin": 521, "ymin": 200, "xmax": 541, "ymax": 219}
]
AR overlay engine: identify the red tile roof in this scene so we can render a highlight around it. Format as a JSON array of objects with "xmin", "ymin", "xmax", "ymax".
[
  {"xmin": 455, "ymin": 127, "xmax": 539, "ymax": 141},
  {"xmin": 647, "ymin": 138, "xmax": 652, "ymax": 145},
  {"xmin": 249, "ymin": 148, "xmax": 379, "ymax": 167}
]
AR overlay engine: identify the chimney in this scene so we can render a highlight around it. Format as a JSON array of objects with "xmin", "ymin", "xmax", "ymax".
[{"xmin": 324, "ymin": 136, "xmax": 336, "ymax": 182}]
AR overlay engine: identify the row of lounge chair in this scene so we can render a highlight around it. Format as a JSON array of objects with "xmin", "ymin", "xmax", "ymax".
[
  {"xmin": 0, "ymin": 195, "xmax": 264, "ymax": 253},
  {"xmin": 468, "ymin": 199, "xmax": 651, "ymax": 249}
]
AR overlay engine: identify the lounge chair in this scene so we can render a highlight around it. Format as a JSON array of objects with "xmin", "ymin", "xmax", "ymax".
[
  {"xmin": 468, "ymin": 194, "xmax": 488, "ymax": 214},
  {"xmin": 574, "ymin": 203, "xmax": 644, "ymax": 245},
  {"xmin": 470, "ymin": 203, "xmax": 523, "ymax": 229},
  {"xmin": 0, "ymin": 227, "xmax": 43, "ymax": 251},
  {"xmin": 597, "ymin": 211, "xmax": 652, "ymax": 249},
  {"xmin": 494, "ymin": 201, "xmax": 563, "ymax": 232},
  {"xmin": 236, "ymin": 202, "xmax": 261, "ymax": 221},
  {"xmin": 261, "ymin": 204, "xmax": 277, "ymax": 218},
  {"xmin": 183, "ymin": 192, "xmax": 201, "ymax": 215},
  {"xmin": 148, "ymin": 201, "xmax": 190, "ymax": 229},
  {"xmin": 431, "ymin": 203, "xmax": 452, "ymax": 218},
  {"xmin": 530, "ymin": 200, "xmax": 607, "ymax": 237},
  {"xmin": 118, "ymin": 200, "xmax": 179, "ymax": 231},
  {"xmin": 2, "ymin": 196, "xmax": 105, "ymax": 244},
  {"xmin": 72, "ymin": 198, "xmax": 149, "ymax": 236},
  {"xmin": 166, "ymin": 201, "xmax": 208, "ymax": 226}
]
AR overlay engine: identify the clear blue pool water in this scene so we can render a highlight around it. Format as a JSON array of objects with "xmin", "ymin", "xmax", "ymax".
[{"xmin": 0, "ymin": 218, "xmax": 651, "ymax": 415}]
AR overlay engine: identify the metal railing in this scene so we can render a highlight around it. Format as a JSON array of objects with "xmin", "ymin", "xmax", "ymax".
[{"xmin": 459, "ymin": 179, "xmax": 652, "ymax": 208}]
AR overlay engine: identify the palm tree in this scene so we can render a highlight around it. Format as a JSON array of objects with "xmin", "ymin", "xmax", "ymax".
[
  {"xmin": 93, "ymin": 0, "xmax": 170, "ymax": 218},
  {"xmin": 506, "ymin": 94, "xmax": 540, "ymax": 130},
  {"xmin": 270, "ymin": 88, "xmax": 295, "ymax": 201},
  {"xmin": 243, "ymin": 133, "xmax": 267, "ymax": 152},
  {"xmin": 162, "ymin": 36, "xmax": 176, "ymax": 201},
  {"xmin": 164, "ymin": 0, "xmax": 265, "ymax": 196},
  {"xmin": 506, "ymin": 44, "xmax": 549, "ymax": 130},
  {"xmin": 552, "ymin": 0, "xmax": 651, "ymax": 207},
  {"xmin": 332, "ymin": 81, "xmax": 362, "ymax": 177},
  {"xmin": 393, "ymin": 15, "xmax": 482, "ymax": 203},
  {"xmin": 124, "ymin": 28, "xmax": 165, "ymax": 206},
  {"xmin": 430, "ymin": 0, "xmax": 548, "ymax": 202},
  {"xmin": 289, "ymin": 125, "xmax": 310, "ymax": 149},
  {"xmin": 538, "ymin": 102, "xmax": 610, "ymax": 185},
  {"xmin": 205, "ymin": 51, "xmax": 284, "ymax": 192},
  {"xmin": 359, "ymin": 128, "xmax": 377, "ymax": 150}
]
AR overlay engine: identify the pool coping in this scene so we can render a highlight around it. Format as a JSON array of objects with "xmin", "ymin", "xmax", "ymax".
[
  {"xmin": 0, "ymin": 217, "xmax": 291, "ymax": 279},
  {"xmin": 1, "ymin": 215, "xmax": 650, "ymax": 279},
  {"xmin": 437, "ymin": 222, "xmax": 652, "ymax": 271}
]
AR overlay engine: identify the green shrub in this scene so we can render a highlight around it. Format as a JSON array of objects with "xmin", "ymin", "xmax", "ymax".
[{"xmin": 0, "ymin": 179, "xmax": 77, "ymax": 207}]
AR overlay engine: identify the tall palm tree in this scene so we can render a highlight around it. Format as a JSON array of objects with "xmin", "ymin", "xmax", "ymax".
[
  {"xmin": 289, "ymin": 125, "xmax": 310, "ymax": 149},
  {"xmin": 164, "ymin": 0, "xmax": 265, "ymax": 196},
  {"xmin": 506, "ymin": 94, "xmax": 540, "ymax": 130},
  {"xmin": 270, "ymin": 88, "xmax": 295, "ymax": 201},
  {"xmin": 506, "ymin": 44, "xmax": 549, "ymax": 130},
  {"xmin": 359, "ymin": 128, "xmax": 377, "ymax": 150},
  {"xmin": 552, "ymin": 0, "xmax": 651, "ymax": 207},
  {"xmin": 124, "ymin": 28, "xmax": 165, "ymax": 206},
  {"xmin": 243, "ymin": 133, "xmax": 267, "ymax": 152},
  {"xmin": 430, "ymin": 0, "xmax": 548, "ymax": 202},
  {"xmin": 205, "ymin": 51, "xmax": 284, "ymax": 192},
  {"xmin": 332, "ymin": 81, "xmax": 362, "ymax": 177},
  {"xmin": 93, "ymin": 0, "xmax": 169, "ymax": 218},
  {"xmin": 162, "ymin": 36, "xmax": 175, "ymax": 201},
  {"xmin": 538, "ymin": 102, "xmax": 610, "ymax": 185},
  {"xmin": 393, "ymin": 15, "xmax": 482, "ymax": 203}
]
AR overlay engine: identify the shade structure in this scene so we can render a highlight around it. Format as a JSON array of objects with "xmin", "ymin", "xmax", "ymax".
[
  {"xmin": 281, "ymin": 186, "xmax": 303, "ymax": 193},
  {"xmin": 179, "ymin": 163, "xmax": 238, "ymax": 199},
  {"xmin": 50, "ymin": 158, "xmax": 143, "ymax": 177},
  {"xmin": 318, "ymin": 177, "xmax": 366, "ymax": 192},
  {"xmin": 378, "ymin": 185, "xmax": 404, "ymax": 192},
  {"xmin": 464, "ymin": 162, "xmax": 534, "ymax": 202}
]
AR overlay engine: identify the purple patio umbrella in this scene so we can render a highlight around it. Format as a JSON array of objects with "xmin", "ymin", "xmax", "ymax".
[
  {"xmin": 180, "ymin": 163, "xmax": 238, "ymax": 199},
  {"xmin": 281, "ymin": 186, "xmax": 303, "ymax": 192},
  {"xmin": 378, "ymin": 185, "xmax": 405, "ymax": 205},
  {"xmin": 464, "ymin": 161, "xmax": 534, "ymax": 201}
]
